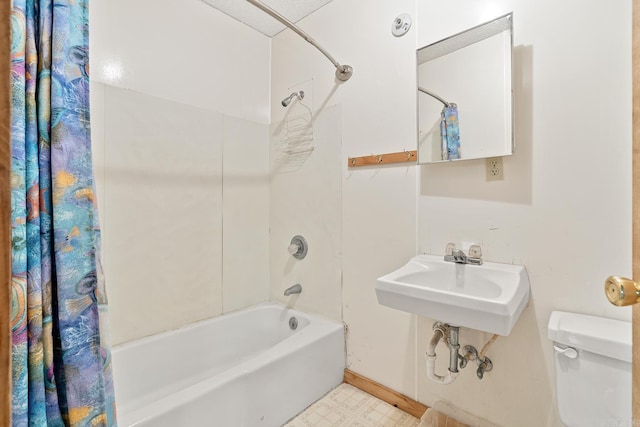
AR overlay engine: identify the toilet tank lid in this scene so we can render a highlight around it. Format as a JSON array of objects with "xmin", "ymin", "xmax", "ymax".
[{"xmin": 548, "ymin": 311, "xmax": 631, "ymax": 363}]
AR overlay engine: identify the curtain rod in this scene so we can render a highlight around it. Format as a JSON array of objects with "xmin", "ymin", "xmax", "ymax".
[
  {"xmin": 246, "ymin": 0, "xmax": 353, "ymax": 82},
  {"xmin": 418, "ymin": 86, "xmax": 450, "ymax": 107}
]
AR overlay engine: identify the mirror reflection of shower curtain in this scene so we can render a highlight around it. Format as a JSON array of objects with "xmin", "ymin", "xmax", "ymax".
[{"xmin": 441, "ymin": 104, "xmax": 460, "ymax": 160}]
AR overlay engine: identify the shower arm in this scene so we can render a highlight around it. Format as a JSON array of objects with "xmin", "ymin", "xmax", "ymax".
[
  {"xmin": 246, "ymin": 0, "xmax": 353, "ymax": 82},
  {"xmin": 418, "ymin": 86, "xmax": 450, "ymax": 107}
]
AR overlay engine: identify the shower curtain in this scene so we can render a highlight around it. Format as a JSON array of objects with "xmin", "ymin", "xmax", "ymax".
[
  {"xmin": 440, "ymin": 104, "xmax": 460, "ymax": 160},
  {"xmin": 10, "ymin": 0, "xmax": 116, "ymax": 425}
]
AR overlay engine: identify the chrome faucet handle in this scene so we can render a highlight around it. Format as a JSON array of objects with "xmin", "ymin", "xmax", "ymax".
[
  {"xmin": 288, "ymin": 243, "xmax": 301, "ymax": 255},
  {"xmin": 444, "ymin": 243, "xmax": 458, "ymax": 262},
  {"xmin": 445, "ymin": 243, "xmax": 456, "ymax": 256},
  {"xmin": 468, "ymin": 244, "xmax": 482, "ymax": 259},
  {"xmin": 289, "ymin": 235, "xmax": 308, "ymax": 260},
  {"xmin": 465, "ymin": 244, "xmax": 483, "ymax": 265}
]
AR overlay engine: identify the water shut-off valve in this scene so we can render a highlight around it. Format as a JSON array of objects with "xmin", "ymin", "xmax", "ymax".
[{"xmin": 459, "ymin": 345, "xmax": 493, "ymax": 380}]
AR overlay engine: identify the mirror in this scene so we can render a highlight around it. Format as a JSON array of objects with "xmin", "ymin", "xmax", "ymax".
[{"xmin": 417, "ymin": 13, "xmax": 513, "ymax": 164}]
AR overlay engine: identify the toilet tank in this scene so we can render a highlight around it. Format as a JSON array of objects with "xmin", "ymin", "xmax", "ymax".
[{"xmin": 548, "ymin": 311, "xmax": 631, "ymax": 427}]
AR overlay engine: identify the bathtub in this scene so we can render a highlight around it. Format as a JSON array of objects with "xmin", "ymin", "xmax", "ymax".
[{"xmin": 111, "ymin": 302, "xmax": 345, "ymax": 426}]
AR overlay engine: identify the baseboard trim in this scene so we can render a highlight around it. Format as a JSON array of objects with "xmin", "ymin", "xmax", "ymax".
[{"xmin": 343, "ymin": 369, "xmax": 428, "ymax": 419}]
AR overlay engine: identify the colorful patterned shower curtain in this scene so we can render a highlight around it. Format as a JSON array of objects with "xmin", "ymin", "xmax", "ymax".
[
  {"xmin": 440, "ymin": 104, "xmax": 460, "ymax": 160},
  {"xmin": 10, "ymin": 0, "xmax": 116, "ymax": 425}
]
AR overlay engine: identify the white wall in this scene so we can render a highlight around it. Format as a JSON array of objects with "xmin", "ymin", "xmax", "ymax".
[
  {"xmin": 90, "ymin": 0, "xmax": 271, "ymax": 345},
  {"xmin": 90, "ymin": 0, "xmax": 271, "ymax": 125},
  {"xmin": 272, "ymin": 0, "xmax": 632, "ymax": 425},
  {"xmin": 271, "ymin": 0, "xmax": 420, "ymax": 396},
  {"xmin": 416, "ymin": 1, "xmax": 632, "ymax": 426}
]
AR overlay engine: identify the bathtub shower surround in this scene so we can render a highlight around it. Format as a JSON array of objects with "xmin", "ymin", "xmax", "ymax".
[
  {"xmin": 90, "ymin": 0, "xmax": 271, "ymax": 346},
  {"xmin": 94, "ymin": 84, "xmax": 223, "ymax": 344},
  {"xmin": 111, "ymin": 302, "xmax": 345, "ymax": 426},
  {"xmin": 91, "ymin": 83, "xmax": 270, "ymax": 345},
  {"xmin": 270, "ymin": 104, "xmax": 343, "ymax": 322},
  {"xmin": 10, "ymin": 0, "xmax": 116, "ymax": 425}
]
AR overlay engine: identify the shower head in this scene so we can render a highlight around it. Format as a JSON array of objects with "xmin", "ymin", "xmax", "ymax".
[{"xmin": 281, "ymin": 91, "xmax": 305, "ymax": 107}]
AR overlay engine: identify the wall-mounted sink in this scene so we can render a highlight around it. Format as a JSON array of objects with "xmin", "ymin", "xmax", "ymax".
[{"xmin": 376, "ymin": 255, "xmax": 530, "ymax": 335}]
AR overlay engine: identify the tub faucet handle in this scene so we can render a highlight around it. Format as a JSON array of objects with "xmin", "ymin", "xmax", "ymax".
[
  {"xmin": 288, "ymin": 235, "xmax": 308, "ymax": 259},
  {"xmin": 288, "ymin": 244, "xmax": 301, "ymax": 255}
]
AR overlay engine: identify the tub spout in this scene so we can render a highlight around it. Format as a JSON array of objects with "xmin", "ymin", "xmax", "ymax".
[{"xmin": 284, "ymin": 284, "xmax": 302, "ymax": 296}]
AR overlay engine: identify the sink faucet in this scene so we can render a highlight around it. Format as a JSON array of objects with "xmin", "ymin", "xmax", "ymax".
[
  {"xmin": 284, "ymin": 284, "xmax": 302, "ymax": 296},
  {"xmin": 444, "ymin": 244, "xmax": 483, "ymax": 265},
  {"xmin": 451, "ymin": 249, "xmax": 468, "ymax": 263}
]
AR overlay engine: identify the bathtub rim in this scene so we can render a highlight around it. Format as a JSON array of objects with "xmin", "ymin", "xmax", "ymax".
[{"xmin": 110, "ymin": 300, "xmax": 342, "ymax": 354}]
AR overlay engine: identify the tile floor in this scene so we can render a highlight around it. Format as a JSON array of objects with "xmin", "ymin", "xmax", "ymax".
[{"xmin": 285, "ymin": 384, "xmax": 420, "ymax": 427}]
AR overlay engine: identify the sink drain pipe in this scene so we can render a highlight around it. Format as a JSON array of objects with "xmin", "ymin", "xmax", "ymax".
[{"xmin": 426, "ymin": 323, "xmax": 459, "ymax": 384}]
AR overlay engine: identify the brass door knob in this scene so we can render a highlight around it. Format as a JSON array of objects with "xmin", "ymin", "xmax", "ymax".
[{"xmin": 605, "ymin": 276, "xmax": 640, "ymax": 306}]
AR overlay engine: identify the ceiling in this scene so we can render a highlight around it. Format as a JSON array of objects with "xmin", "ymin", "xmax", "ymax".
[{"xmin": 201, "ymin": 0, "xmax": 335, "ymax": 37}]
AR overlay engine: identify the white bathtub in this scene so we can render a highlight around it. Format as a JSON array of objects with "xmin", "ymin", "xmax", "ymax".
[{"xmin": 111, "ymin": 302, "xmax": 345, "ymax": 426}]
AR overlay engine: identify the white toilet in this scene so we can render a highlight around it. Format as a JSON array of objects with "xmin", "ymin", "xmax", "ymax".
[{"xmin": 548, "ymin": 311, "xmax": 632, "ymax": 427}]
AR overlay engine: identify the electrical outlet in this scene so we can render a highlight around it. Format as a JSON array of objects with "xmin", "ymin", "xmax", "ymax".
[{"xmin": 486, "ymin": 157, "xmax": 504, "ymax": 181}]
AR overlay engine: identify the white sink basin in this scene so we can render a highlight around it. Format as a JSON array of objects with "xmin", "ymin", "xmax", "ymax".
[{"xmin": 376, "ymin": 255, "xmax": 530, "ymax": 335}]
